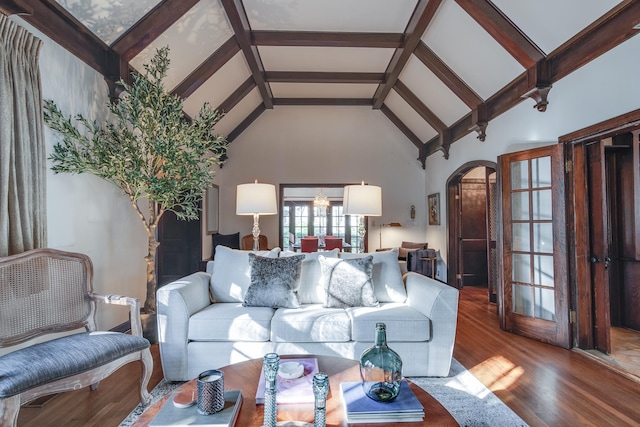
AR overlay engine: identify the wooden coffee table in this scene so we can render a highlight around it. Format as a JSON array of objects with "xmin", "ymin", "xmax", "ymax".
[{"xmin": 132, "ymin": 355, "xmax": 456, "ymax": 426}]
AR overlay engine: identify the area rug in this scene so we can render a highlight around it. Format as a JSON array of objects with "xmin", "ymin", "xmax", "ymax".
[{"xmin": 119, "ymin": 359, "xmax": 528, "ymax": 427}]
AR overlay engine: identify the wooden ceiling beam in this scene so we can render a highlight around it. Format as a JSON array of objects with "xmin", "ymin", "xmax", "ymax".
[
  {"xmin": 380, "ymin": 104, "xmax": 427, "ymax": 169},
  {"xmin": 217, "ymin": 77, "xmax": 256, "ymax": 114},
  {"xmin": 1, "ymin": 0, "xmax": 110, "ymax": 75},
  {"xmin": 111, "ymin": 0, "xmax": 198, "ymax": 62},
  {"xmin": 413, "ymin": 41, "xmax": 483, "ymax": 108},
  {"xmin": 0, "ymin": 0, "xmax": 33, "ymax": 15},
  {"xmin": 273, "ymin": 98, "xmax": 372, "ymax": 106},
  {"xmin": 221, "ymin": 0, "xmax": 273, "ymax": 109},
  {"xmin": 172, "ymin": 37, "xmax": 241, "ymax": 99},
  {"xmin": 372, "ymin": 0, "xmax": 443, "ymax": 109},
  {"xmin": 227, "ymin": 103, "xmax": 266, "ymax": 143},
  {"xmin": 252, "ymin": 31, "xmax": 403, "ymax": 48},
  {"xmin": 420, "ymin": 1, "xmax": 640, "ymax": 162},
  {"xmin": 548, "ymin": 0, "xmax": 640, "ymax": 81},
  {"xmin": 380, "ymin": 104, "xmax": 424, "ymax": 151},
  {"xmin": 455, "ymin": 0, "xmax": 544, "ymax": 68},
  {"xmin": 265, "ymin": 71, "xmax": 385, "ymax": 84},
  {"xmin": 394, "ymin": 80, "xmax": 446, "ymax": 132}
]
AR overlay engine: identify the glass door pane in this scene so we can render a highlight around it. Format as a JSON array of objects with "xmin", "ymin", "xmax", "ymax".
[{"xmin": 509, "ymin": 155, "xmax": 555, "ymax": 321}]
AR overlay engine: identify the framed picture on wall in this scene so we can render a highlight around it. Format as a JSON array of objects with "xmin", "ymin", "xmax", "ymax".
[
  {"xmin": 428, "ymin": 193, "xmax": 440, "ymax": 225},
  {"xmin": 206, "ymin": 185, "xmax": 219, "ymax": 234}
]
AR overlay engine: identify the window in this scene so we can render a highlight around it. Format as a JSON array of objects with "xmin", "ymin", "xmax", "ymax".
[
  {"xmin": 282, "ymin": 201, "xmax": 360, "ymax": 251},
  {"xmin": 279, "ymin": 184, "xmax": 370, "ymax": 251}
]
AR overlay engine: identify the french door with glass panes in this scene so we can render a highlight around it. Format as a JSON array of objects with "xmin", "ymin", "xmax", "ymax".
[{"xmin": 500, "ymin": 144, "xmax": 570, "ymax": 348}]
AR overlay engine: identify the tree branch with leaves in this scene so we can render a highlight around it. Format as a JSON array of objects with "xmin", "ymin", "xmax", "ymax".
[{"xmin": 44, "ymin": 46, "xmax": 229, "ymax": 313}]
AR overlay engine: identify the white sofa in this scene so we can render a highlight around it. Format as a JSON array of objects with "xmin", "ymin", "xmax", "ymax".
[{"xmin": 157, "ymin": 247, "xmax": 459, "ymax": 381}]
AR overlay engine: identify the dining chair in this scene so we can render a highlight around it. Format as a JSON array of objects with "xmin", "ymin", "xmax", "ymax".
[
  {"xmin": 301, "ymin": 236, "xmax": 319, "ymax": 253},
  {"xmin": 324, "ymin": 236, "xmax": 343, "ymax": 251},
  {"xmin": 241, "ymin": 234, "xmax": 269, "ymax": 250}
]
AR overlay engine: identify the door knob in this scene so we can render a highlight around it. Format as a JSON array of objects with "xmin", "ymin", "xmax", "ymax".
[
  {"xmin": 590, "ymin": 256, "xmax": 600, "ymax": 263},
  {"xmin": 604, "ymin": 256, "xmax": 611, "ymax": 269}
]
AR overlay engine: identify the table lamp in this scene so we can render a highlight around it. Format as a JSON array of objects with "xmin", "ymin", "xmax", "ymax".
[
  {"xmin": 343, "ymin": 182, "xmax": 382, "ymax": 253},
  {"xmin": 236, "ymin": 180, "xmax": 277, "ymax": 251}
]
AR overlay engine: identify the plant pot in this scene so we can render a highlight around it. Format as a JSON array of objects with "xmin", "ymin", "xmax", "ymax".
[{"xmin": 140, "ymin": 312, "xmax": 158, "ymax": 344}]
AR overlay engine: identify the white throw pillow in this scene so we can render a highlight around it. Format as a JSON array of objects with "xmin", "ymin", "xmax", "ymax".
[
  {"xmin": 340, "ymin": 249, "xmax": 406, "ymax": 303},
  {"xmin": 211, "ymin": 246, "xmax": 280, "ymax": 302},
  {"xmin": 280, "ymin": 249, "xmax": 340, "ymax": 303}
]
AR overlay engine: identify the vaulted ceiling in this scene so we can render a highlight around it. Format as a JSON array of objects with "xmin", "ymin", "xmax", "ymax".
[{"xmin": 3, "ymin": 0, "xmax": 639, "ymax": 168}]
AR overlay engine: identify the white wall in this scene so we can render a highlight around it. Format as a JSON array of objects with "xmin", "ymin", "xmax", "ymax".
[
  {"xmin": 424, "ymin": 35, "xmax": 640, "ymax": 281},
  {"xmin": 15, "ymin": 17, "xmax": 148, "ymax": 330},
  {"xmin": 12, "ymin": 17, "xmax": 640, "ymax": 327},
  {"xmin": 208, "ymin": 105, "xmax": 428, "ymax": 258}
]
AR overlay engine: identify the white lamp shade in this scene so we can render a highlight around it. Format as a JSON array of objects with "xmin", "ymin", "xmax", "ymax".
[
  {"xmin": 343, "ymin": 183, "xmax": 382, "ymax": 216},
  {"xmin": 236, "ymin": 182, "xmax": 278, "ymax": 215}
]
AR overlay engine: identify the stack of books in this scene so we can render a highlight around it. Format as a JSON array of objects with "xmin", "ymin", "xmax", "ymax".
[
  {"xmin": 339, "ymin": 381, "xmax": 424, "ymax": 424},
  {"xmin": 255, "ymin": 357, "xmax": 319, "ymax": 404},
  {"xmin": 149, "ymin": 389, "xmax": 242, "ymax": 427}
]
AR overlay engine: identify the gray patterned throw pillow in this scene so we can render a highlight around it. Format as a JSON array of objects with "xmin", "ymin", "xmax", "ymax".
[
  {"xmin": 243, "ymin": 253, "xmax": 305, "ymax": 308},
  {"xmin": 319, "ymin": 255, "xmax": 379, "ymax": 308}
]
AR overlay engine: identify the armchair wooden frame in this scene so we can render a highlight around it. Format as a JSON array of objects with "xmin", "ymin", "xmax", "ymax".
[{"xmin": 0, "ymin": 248, "xmax": 152, "ymax": 427}]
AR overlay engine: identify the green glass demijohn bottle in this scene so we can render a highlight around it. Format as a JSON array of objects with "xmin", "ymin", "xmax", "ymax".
[{"xmin": 360, "ymin": 322, "xmax": 403, "ymax": 402}]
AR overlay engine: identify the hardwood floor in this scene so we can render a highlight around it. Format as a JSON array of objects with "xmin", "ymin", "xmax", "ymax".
[
  {"xmin": 16, "ymin": 286, "xmax": 640, "ymax": 426},
  {"xmin": 454, "ymin": 286, "xmax": 640, "ymax": 427}
]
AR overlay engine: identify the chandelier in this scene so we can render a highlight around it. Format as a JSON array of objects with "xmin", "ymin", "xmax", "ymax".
[{"xmin": 313, "ymin": 189, "xmax": 330, "ymax": 209}]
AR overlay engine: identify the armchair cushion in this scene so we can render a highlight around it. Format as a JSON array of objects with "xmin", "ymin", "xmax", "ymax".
[
  {"xmin": 211, "ymin": 246, "xmax": 281, "ymax": 302},
  {"xmin": 319, "ymin": 255, "xmax": 378, "ymax": 308},
  {"xmin": 243, "ymin": 253, "xmax": 305, "ymax": 308},
  {"xmin": 0, "ymin": 332, "xmax": 149, "ymax": 398}
]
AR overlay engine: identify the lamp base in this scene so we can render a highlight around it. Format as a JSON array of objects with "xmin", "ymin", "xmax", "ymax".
[
  {"xmin": 358, "ymin": 216, "xmax": 366, "ymax": 253},
  {"xmin": 252, "ymin": 213, "xmax": 260, "ymax": 251}
]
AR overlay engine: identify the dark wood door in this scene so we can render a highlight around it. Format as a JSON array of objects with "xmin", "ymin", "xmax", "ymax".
[
  {"xmin": 156, "ymin": 210, "xmax": 202, "ymax": 287},
  {"xmin": 610, "ymin": 133, "xmax": 640, "ymax": 331},
  {"xmin": 586, "ymin": 141, "xmax": 612, "ymax": 352},
  {"xmin": 500, "ymin": 144, "xmax": 571, "ymax": 348},
  {"xmin": 460, "ymin": 180, "xmax": 489, "ymax": 286}
]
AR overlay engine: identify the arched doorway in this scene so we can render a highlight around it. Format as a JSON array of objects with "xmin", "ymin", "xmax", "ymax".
[{"xmin": 446, "ymin": 161, "xmax": 498, "ymax": 303}]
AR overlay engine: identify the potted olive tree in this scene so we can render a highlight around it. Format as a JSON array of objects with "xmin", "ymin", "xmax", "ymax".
[{"xmin": 44, "ymin": 47, "xmax": 228, "ymax": 339}]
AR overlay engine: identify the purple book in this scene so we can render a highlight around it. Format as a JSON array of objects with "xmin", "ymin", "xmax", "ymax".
[{"xmin": 256, "ymin": 357, "xmax": 319, "ymax": 405}]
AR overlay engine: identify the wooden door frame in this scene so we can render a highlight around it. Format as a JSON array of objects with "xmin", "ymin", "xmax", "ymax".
[
  {"xmin": 446, "ymin": 160, "xmax": 497, "ymax": 290},
  {"xmin": 560, "ymin": 109, "xmax": 640, "ymax": 349}
]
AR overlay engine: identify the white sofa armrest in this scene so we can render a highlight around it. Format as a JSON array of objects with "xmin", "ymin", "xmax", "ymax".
[
  {"xmin": 157, "ymin": 271, "xmax": 211, "ymax": 381},
  {"xmin": 404, "ymin": 272, "xmax": 459, "ymax": 376}
]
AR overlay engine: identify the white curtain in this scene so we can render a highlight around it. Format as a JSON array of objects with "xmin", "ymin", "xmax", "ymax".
[{"xmin": 0, "ymin": 15, "xmax": 46, "ymax": 257}]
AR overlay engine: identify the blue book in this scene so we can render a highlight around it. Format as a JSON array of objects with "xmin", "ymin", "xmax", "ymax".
[{"xmin": 340, "ymin": 381, "xmax": 424, "ymax": 422}]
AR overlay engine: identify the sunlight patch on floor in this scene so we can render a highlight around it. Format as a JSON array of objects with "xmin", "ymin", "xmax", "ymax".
[{"xmin": 469, "ymin": 355, "xmax": 524, "ymax": 392}]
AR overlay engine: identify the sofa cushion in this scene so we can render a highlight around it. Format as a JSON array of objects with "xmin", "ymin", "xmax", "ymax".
[
  {"xmin": 347, "ymin": 303, "xmax": 431, "ymax": 342},
  {"xmin": 189, "ymin": 303, "xmax": 274, "ymax": 342},
  {"xmin": 211, "ymin": 246, "xmax": 281, "ymax": 303},
  {"xmin": 243, "ymin": 253, "xmax": 305, "ymax": 308},
  {"xmin": 341, "ymin": 249, "xmax": 407, "ymax": 303},
  {"xmin": 319, "ymin": 255, "xmax": 379, "ymax": 308},
  {"xmin": 280, "ymin": 249, "xmax": 340, "ymax": 304},
  {"xmin": 270, "ymin": 304, "xmax": 352, "ymax": 342}
]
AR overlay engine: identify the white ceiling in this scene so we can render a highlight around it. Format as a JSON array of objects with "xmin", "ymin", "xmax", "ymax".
[{"xmin": 47, "ymin": 0, "xmax": 634, "ymax": 163}]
